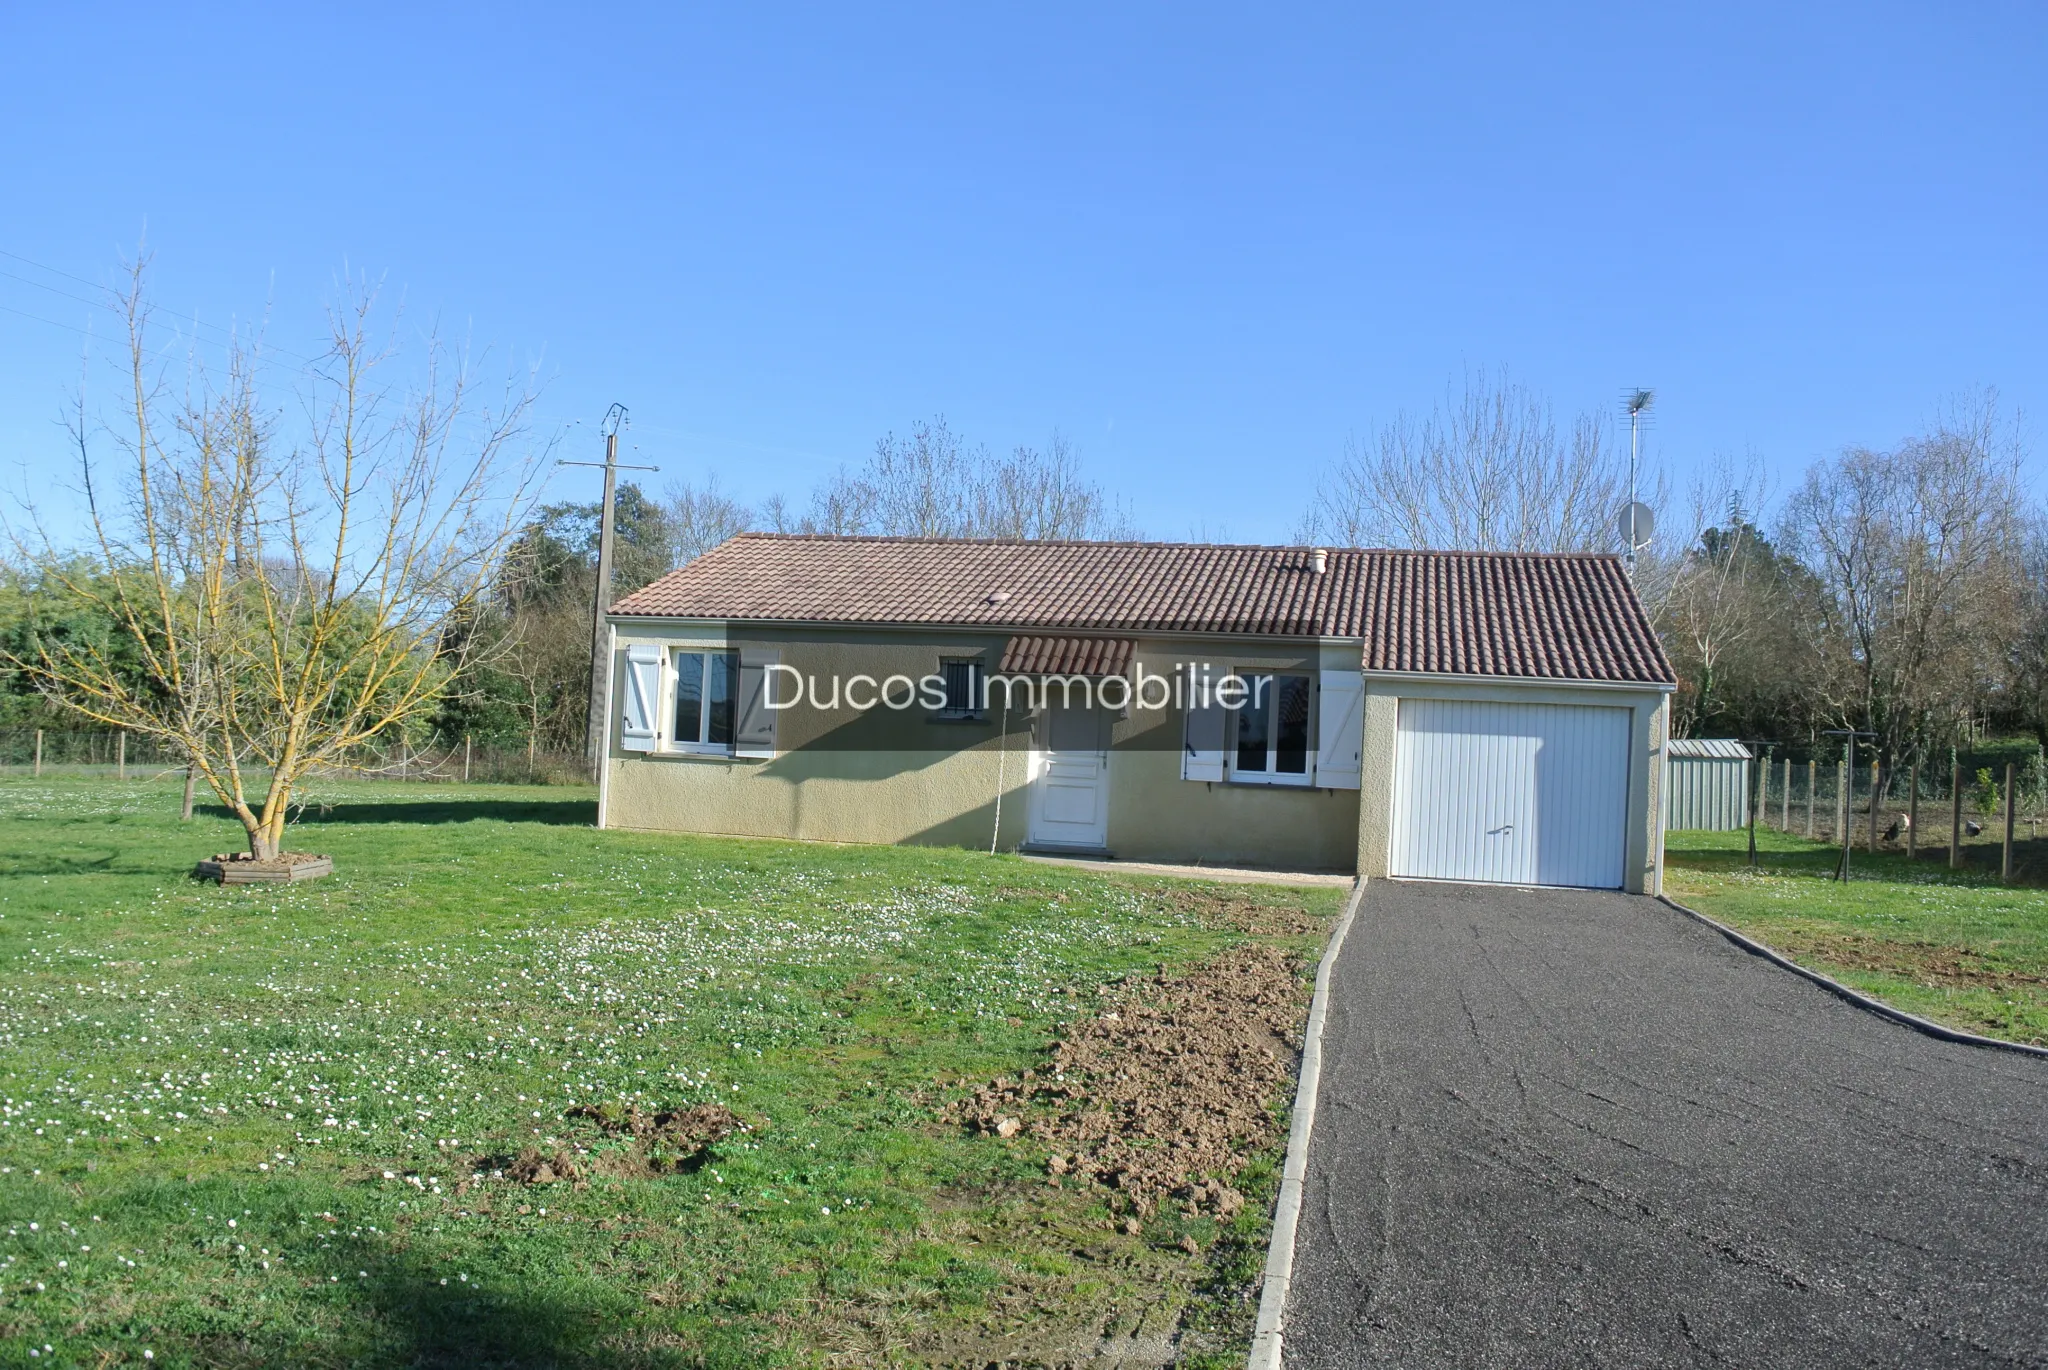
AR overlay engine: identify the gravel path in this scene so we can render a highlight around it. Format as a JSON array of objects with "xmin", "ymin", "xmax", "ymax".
[{"xmin": 1282, "ymin": 879, "xmax": 2048, "ymax": 1369}]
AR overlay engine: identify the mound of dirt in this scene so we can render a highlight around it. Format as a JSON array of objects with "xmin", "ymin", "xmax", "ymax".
[
  {"xmin": 565, "ymin": 1101, "xmax": 743, "ymax": 1150},
  {"xmin": 504, "ymin": 1147, "xmax": 583, "ymax": 1185},
  {"xmin": 494, "ymin": 1103, "xmax": 744, "ymax": 1185},
  {"xmin": 946, "ymin": 943, "xmax": 1311, "ymax": 1212}
]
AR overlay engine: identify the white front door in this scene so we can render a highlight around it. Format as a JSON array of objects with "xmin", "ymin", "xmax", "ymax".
[
  {"xmin": 1030, "ymin": 705, "xmax": 1110, "ymax": 850},
  {"xmin": 1390, "ymin": 698, "xmax": 1631, "ymax": 889}
]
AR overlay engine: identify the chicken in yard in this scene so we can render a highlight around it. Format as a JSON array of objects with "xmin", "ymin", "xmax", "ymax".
[
  {"xmin": 1965, "ymin": 820, "xmax": 1984, "ymax": 837},
  {"xmin": 1883, "ymin": 818, "xmax": 1900, "ymax": 842}
]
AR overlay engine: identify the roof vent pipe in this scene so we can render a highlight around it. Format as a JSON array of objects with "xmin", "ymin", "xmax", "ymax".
[{"xmin": 1311, "ymin": 547, "xmax": 1328, "ymax": 575}]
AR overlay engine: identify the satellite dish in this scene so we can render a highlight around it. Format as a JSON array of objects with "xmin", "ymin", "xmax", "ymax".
[{"xmin": 1616, "ymin": 501, "xmax": 1655, "ymax": 549}]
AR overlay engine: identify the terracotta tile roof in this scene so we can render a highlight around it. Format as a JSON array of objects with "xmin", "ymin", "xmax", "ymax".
[
  {"xmin": 611, "ymin": 534, "xmax": 1676, "ymax": 687},
  {"xmin": 999, "ymin": 635, "xmax": 1135, "ymax": 677}
]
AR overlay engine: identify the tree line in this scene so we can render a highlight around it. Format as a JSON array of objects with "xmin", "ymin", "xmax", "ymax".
[
  {"xmin": 1301, "ymin": 374, "xmax": 2046, "ymax": 776},
  {"xmin": 3, "ymin": 261, "xmax": 2041, "ymax": 842},
  {"xmin": 431, "ymin": 415, "xmax": 1136, "ymax": 758}
]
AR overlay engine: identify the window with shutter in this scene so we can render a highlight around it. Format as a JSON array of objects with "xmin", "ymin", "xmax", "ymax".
[
  {"xmin": 1228, "ymin": 673, "xmax": 1314, "ymax": 786},
  {"xmin": 619, "ymin": 644, "xmax": 663, "ymax": 753},
  {"xmin": 734, "ymin": 653, "xmax": 779, "ymax": 758},
  {"xmin": 1316, "ymin": 670, "xmax": 1364, "ymax": 790},
  {"xmin": 1182, "ymin": 697, "xmax": 1227, "ymax": 782},
  {"xmin": 670, "ymin": 649, "xmax": 741, "ymax": 754}
]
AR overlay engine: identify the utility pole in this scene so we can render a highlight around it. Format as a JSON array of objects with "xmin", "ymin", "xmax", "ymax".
[{"xmin": 560, "ymin": 405, "xmax": 658, "ymax": 781}]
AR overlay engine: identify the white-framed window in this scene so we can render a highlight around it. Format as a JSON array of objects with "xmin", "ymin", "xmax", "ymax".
[
  {"xmin": 935, "ymin": 657, "xmax": 986, "ymax": 719},
  {"xmin": 1228, "ymin": 672, "xmax": 1313, "ymax": 786},
  {"xmin": 671, "ymin": 649, "xmax": 739, "ymax": 753}
]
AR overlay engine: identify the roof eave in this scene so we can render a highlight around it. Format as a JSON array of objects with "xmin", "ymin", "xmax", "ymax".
[
  {"xmin": 1357, "ymin": 667, "xmax": 1677, "ymax": 694},
  {"xmin": 605, "ymin": 611, "xmax": 1369, "ymax": 647}
]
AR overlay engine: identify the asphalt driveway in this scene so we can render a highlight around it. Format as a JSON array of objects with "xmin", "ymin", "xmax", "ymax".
[{"xmin": 1282, "ymin": 879, "xmax": 2048, "ymax": 1369}]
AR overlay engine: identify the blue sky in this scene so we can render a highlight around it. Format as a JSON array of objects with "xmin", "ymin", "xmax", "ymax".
[{"xmin": 2, "ymin": 3, "xmax": 2042, "ymax": 544}]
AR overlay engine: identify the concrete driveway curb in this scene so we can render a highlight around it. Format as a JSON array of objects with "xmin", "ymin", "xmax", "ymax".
[
  {"xmin": 1658, "ymin": 893, "xmax": 2048, "ymax": 1061},
  {"xmin": 1245, "ymin": 875, "xmax": 1365, "ymax": 1370}
]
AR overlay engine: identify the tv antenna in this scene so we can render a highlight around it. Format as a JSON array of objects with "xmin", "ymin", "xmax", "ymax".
[{"xmin": 1619, "ymin": 388, "xmax": 1655, "ymax": 573}]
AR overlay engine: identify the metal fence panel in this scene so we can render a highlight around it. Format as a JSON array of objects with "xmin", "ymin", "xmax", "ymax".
[{"xmin": 1665, "ymin": 755, "xmax": 1750, "ymax": 831}]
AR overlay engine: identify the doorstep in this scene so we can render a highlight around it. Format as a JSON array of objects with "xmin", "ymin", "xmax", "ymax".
[
  {"xmin": 1018, "ymin": 842, "xmax": 1117, "ymax": 860},
  {"xmin": 1018, "ymin": 851, "xmax": 1355, "ymax": 889}
]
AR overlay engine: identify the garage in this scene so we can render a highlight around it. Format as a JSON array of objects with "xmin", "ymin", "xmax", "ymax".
[{"xmin": 1388, "ymin": 697, "xmax": 1632, "ymax": 889}]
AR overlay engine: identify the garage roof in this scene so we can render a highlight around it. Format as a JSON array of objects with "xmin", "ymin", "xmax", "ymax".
[{"xmin": 611, "ymin": 535, "xmax": 1677, "ymax": 687}]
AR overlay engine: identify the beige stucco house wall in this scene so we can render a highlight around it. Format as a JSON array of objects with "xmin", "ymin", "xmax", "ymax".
[{"xmin": 598, "ymin": 621, "xmax": 1366, "ymax": 871}]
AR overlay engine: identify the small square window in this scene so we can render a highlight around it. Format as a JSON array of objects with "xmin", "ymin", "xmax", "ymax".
[{"xmin": 937, "ymin": 658, "xmax": 986, "ymax": 719}]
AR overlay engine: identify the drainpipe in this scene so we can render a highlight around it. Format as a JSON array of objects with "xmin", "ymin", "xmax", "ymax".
[{"xmin": 990, "ymin": 699, "xmax": 1010, "ymax": 855}]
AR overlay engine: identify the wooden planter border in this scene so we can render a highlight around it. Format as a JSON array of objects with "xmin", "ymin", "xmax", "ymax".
[{"xmin": 194, "ymin": 855, "xmax": 335, "ymax": 885}]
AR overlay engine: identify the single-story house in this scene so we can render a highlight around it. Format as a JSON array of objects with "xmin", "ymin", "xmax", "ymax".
[{"xmin": 598, "ymin": 535, "xmax": 1678, "ymax": 892}]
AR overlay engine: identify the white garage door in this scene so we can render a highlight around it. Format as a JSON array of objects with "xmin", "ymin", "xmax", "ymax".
[{"xmin": 1390, "ymin": 698, "xmax": 1631, "ymax": 889}]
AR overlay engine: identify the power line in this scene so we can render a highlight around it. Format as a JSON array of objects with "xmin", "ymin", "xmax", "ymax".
[
  {"xmin": 0, "ymin": 300, "xmax": 103, "ymax": 337},
  {"xmin": 0, "ymin": 300, "xmax": 307, "ymax": 382},
  {"xmin": 0, "ymin": 245, "xmax": 318, "ymax": 364},
  {"xmin": 0, "ymin": 247, "xmax": 107, "ymax": 293}
]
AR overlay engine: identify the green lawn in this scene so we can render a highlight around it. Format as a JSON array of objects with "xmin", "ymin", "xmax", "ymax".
[
  {"xmin": 0, "ymin": 779, "xmax": 1341, "ymax": 1367},
  {"xmin": 1664, "ymin": 827, "xmax": 2048, "ymax": 1046}
]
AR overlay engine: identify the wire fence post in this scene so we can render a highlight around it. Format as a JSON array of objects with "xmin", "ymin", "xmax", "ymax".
[
  {"xmin": 116, "ymin": 730, "xmax": 126, "ymax": 782},
  {"xmin": 1906, "ymin": 760, "xmax": 1919, "ymax": 861},
  {"xmin": 1747, "ymin": 750, "xmax": 1763, "ymax": 866},
  {"xmin": 464, "ymin": 735, "xmax": 473, "ymax": 784},
  {"xmin": 33, "ymin": 729, "xmax": 42, "ymax": 779},
  {"xmin": 1950, "ymin": 761, "xmax": 1963, "ymax": 870},
  {"xmin": 1781, "ymin": 756, "xmax": 1791, "ymax": 831},
  {"xmin": 181, "ymin": 764, "xmax": 197, "ymax": 821},
  {"xmin": 2005, "ymin": 762, "xmax": 2017, "ymax": 884},
  {"xmin": 1806, "ymin": 759, "xmax": 1816, "ymax": 838},
  {"xmin": 1867, "ymin": 759, "xmax": 1880, "ymax": 854}
]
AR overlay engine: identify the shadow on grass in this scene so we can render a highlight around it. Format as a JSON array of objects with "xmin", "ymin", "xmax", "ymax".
[
  {"xmin": 311, "ymin": 1240, "xmax": 726, "ymax": 1369},
  {"xmin": 196, "ymin": 798, "xmax": 597, "ymax": 828},
  {"xmin": 0, "ymin": 850, "xmax": 120, "ymax": 878}
]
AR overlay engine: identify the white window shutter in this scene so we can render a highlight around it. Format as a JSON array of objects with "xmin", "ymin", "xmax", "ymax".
[
  {"xmin": 1316, "ymin": 670, "xmax": 1364, "ymax": 789},
  {"xmin": 734, "ymin": 651, "xmax": 779, "ymax": 758},
  {"xmin": 619, "ymin": 644, "xmax": 663, "ymax": 753},
  {"xmin": 1182, "ymin": 698, "xmax": 1227, "ymax": 782}
]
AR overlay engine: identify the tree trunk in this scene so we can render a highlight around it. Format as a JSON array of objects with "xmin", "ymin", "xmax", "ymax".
[{"xmin": 246, "ymin": 778, "xmax": 293, "ymax": 860}]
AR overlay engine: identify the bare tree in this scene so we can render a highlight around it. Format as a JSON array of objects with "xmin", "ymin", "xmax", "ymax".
[
  {"xmin": 977, "ymin": 433, "xmax": 1137, "ymax": 539},
  {"xmin": 1780, "ymin": 394, "xmax": 2030, "ymax": 766},
  {"xmin": 793, "ymin": 418, "xmax": 1135, "ymax": 539},
  {"xmin": 2011, "ymin": 516, "xmax": 2048, "ymax": 744},
  {"xmin": 662, "ymin": 476, "xmax": 754, "ymax": 566},
  {"xmin": 1660, "ymin": 461, "xmax": 1771, "ymax": 733},
  {"xmin": 1300, "ymin": 371, "xmax": 1634, "ymax": 552},
  {"xmin": 1654, "ymin": 458, "xmax": 1828, "ymax": 739},
  {"xmin": 9, "ymin": 261, "xmax": 542, "ymax": 860}
]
